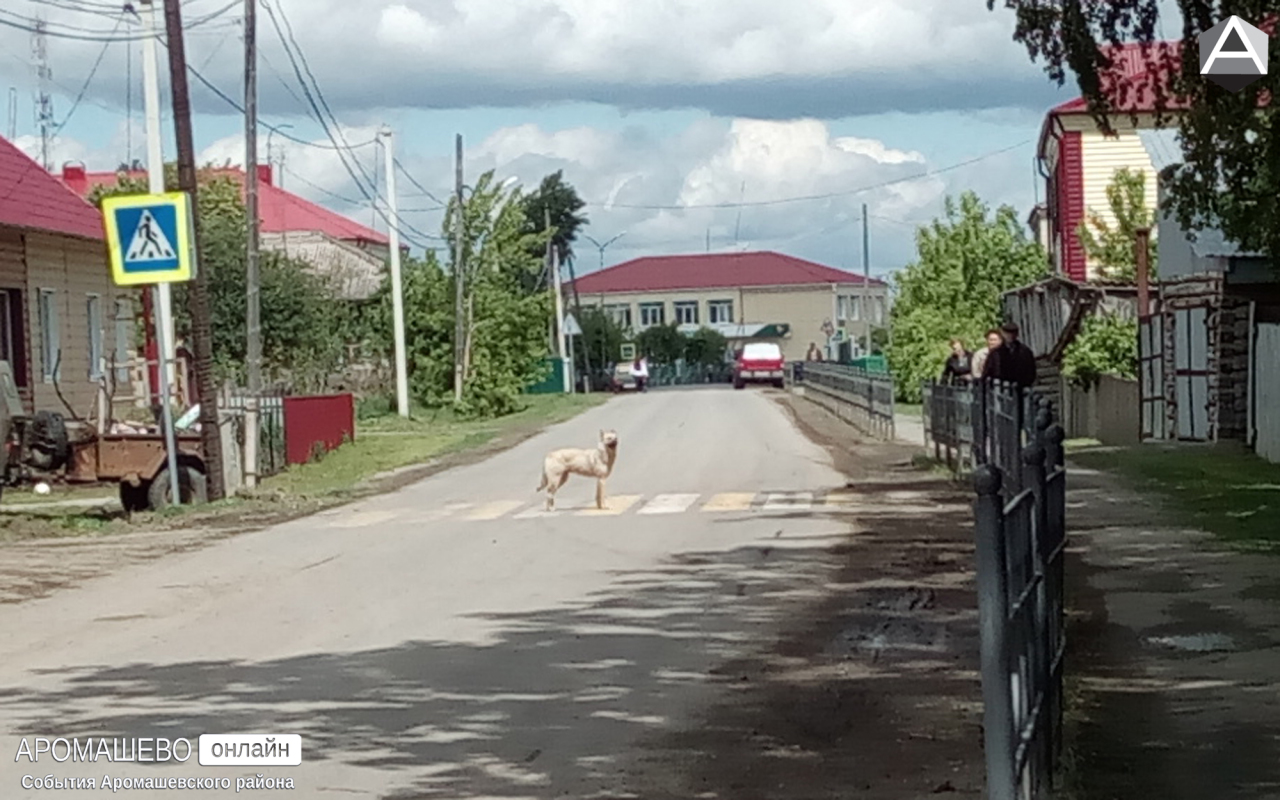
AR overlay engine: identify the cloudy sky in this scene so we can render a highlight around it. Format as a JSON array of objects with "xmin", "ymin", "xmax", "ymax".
[{"xmin": 0, "ymin": 0, "xmax": 1088, "ymax": 278}]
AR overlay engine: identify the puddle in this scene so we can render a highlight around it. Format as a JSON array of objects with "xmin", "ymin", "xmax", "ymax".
[{"xmin": 1145, "ymin": 633, "xmax": 1237, "ymax": 653}]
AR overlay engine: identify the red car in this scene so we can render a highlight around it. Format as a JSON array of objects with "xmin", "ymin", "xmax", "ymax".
[{"xmin": 733, "ymin": 342, "xmax": 786, "ymax": 390}]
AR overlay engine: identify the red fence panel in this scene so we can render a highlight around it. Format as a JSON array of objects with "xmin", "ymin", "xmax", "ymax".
[{"xmin": 283, "ymin": 393, "xmax": 355, "ymax": 466}]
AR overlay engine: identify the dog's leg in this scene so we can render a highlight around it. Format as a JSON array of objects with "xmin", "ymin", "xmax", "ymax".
[
  {"xmin": 547, "ymin": 471, "xmax": 569, "ymax": 511},
  {"xmin": 596, "ymin": 478, "xmax": 606, "ymax": 510}
]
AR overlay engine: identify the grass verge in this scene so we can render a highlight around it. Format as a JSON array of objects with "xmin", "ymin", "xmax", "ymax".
[
  {"xmin": 1070, "ymin": 442, "xmax": 1280, "ymax": 548},
  {"xmin": 0, "ymin": 392, "xmax": 608, "ymax": 542}
]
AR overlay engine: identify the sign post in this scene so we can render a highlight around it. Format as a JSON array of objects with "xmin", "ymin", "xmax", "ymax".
[{"xmin": 102, "ymin": 191, "xmax": 196, "ymax": 506}]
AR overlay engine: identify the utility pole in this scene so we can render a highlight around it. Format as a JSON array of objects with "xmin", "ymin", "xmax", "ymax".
[
  {"xmin": 380, "ymin": 128, "xmax": 410, "ymax": 417},
  {"xmin": 563, "ymin": 253, "xmax": 592, "ymax": 393},
  {"xmin": 6, "ymin": 88, "xmax": 16, "ymax": 141},
  {"xmin": 242, "ymin": 0, "xmax": 261, "ymax": 488},
  {"xmin": 31, "ymin": 15, "xmax": 53, "ymax": 171},
  {"xmin": 452, "ymin": 134, "xmax": 465, "ymax": 403},
  {"xmin": 139, "ymin": 0, "xmax": 180, "ymax": 505},
  {"xmin": 163, "ymin": 0, "xmax": 226, "ymax": 501},
  {"xmin": 862, "ymin": 203, "xmax": 872, "ymax": 359},
  {"xmin": 550, "ymin": 218, "xmax": 567, "ymax": 392}
]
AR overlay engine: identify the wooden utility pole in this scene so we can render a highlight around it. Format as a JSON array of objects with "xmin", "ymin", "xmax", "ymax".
[
  {"xmin": 243, "ymin": 0, "xmax": 261, "ymax": 488},
  {"xmin": 453, "ymin": 134, "xmax": 465, "ymax": 403},
  {"xmin": 1135, "ymin": 227, "xmax": 1152, "ymax": 317},
  {"xmin": 163, "ymin": 0, "xmax": 225, "ymax": 500},
  {"xmin": 862, "ymin": 202, "xmax": 872, "ymax": 359}
]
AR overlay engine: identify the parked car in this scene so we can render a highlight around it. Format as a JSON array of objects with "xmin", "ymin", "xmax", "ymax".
[
  {"xmin": 733, "ymin": 342, "xmax": 786, "ymax": 389},
  {"xmin": 609, "ymin": 362, "xmax": 639, "ymax": 393}
]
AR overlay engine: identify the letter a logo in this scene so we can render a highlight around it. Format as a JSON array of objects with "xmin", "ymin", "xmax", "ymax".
[{"xmin": 1199, "ymin": 15, "xmax": 1270, "ymax": 92}]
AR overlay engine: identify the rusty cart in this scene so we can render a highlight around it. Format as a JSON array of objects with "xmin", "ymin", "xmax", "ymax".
[{"xmin": 66, "ymin": 431, "xmax": 208, "ymax": 512}]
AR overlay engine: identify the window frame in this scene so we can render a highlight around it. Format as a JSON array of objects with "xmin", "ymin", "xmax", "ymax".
[{"xmin": 37, "ymin": 288, "xmax": 60, "ymax": 383}]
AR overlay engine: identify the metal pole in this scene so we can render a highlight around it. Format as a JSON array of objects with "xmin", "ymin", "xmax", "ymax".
[
  {"xmin": 974, "ymin": 464, "xmax": 1015, "ymax": 800},
  {"xmin": 453, "ymin": 134, "xmax": 465, "ymax": 403},
  {"xmin": 140, "ymin": 1, "xmax": 175, "ymax": 395},
  {"xmin": 152, "ymin": 285, "xmax": 182, "ymax": 506},
  {"xmin": 381, "ymin": 128, "xmax": 410, "ymax": 417},
  {"xmin": 1135, "ymin": 227, "xmax": 1151, "ymax": 317},
  {"xmin": 862, "ymin": 202, "xmax": 871, "ymax": 359}
]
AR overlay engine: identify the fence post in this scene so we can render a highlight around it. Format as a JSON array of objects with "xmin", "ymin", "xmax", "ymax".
[
  {"xmin": 974, "ymin": 464, "xmax": 1016, "ymax": 800},
  {"xmin": 1022, "ymin": 438, "xmax": 1050, "ymax": 795},
  {"xmin": 1044, "ymin": 422, "xmax": 1067, "ymax": 775}
]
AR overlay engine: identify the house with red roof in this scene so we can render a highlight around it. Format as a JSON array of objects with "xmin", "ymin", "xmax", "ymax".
[
  {"xmin": 569, "ymin": 250, "xmax": 888, "ymax": 363},
  {"xmin": 59, "ymin": 163, "xmax": 394, "ymax": 300},
  {"xmin": 1035, "ymin": 41, "xmax": 1183, "ymax": 282},
  {"xmin": 0, "ymin": 136, "xmax": 137, "ymax": 419}
]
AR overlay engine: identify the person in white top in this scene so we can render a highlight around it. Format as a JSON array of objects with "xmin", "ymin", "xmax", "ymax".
[
  {"xmin": 631, "ymin": 356, "xmax": 650, "ymax": 392},
  {"xmin": 970, "ymin": 329, "xmax": 1004, "ymax": 382}
]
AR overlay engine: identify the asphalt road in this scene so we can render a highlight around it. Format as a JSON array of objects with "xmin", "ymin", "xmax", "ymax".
[{"xmin": 0, "ymin": 386, "xmax": 859, "ymax": 799}]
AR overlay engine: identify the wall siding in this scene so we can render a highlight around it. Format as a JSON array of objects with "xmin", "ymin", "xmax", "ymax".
[
  {"xmin": 1079, "ymin": 130, "xmax": 1159, "ymax": 281},
  {"xmin": 1057, "ymin": 132, "xmax": 1086, "ymax": 282},
  {"xmin": 24, "ymin": 232, "xmax": 126, "ymax": 420}
]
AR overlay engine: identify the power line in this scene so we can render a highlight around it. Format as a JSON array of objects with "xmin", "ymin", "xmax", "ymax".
[
  {"xmin": 0, "ymin": 3, "xmax": 236, "ymax": 40},
  {"xmin": 49, "ymin": 10, "xmax": 121, "ymax": 138},
  {"xmin": 595, "ymin": 140, "xmax": 1034, "ymax": 210},
  {"xmin": 394, "ymin": 158, "xmax": 447, "ymax": 206}
]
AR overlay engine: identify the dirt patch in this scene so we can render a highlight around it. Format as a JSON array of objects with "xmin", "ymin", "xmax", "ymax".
[
  {"xmin": 621, "ymin": 392, "xmax": 986, "ymax": 798},
  {"xmin": 1061, "ymin": 463, "xmax": 1280, "ymax": 799}
]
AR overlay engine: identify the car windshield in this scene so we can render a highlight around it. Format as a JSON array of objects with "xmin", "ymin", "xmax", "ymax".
[{"xmin": 741, "ymin": 343, "xmax": 782, "ymax": 361}]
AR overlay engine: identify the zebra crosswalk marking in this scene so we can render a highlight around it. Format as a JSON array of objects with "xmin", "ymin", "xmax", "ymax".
[
  {"xmin": 326, "ymin": 509, "xmax": 400, "ymax": 528},
  {"xmin": 701, "ymin": 493, "xmax": 756, "ymax": 512},
  {"xmin": 823, "ymin": 492, "xmax": 859, "ymax": 510},
  {"xmin": 762, "ymin": 492, "xmax": 813, "ymax": 512},
  {"xmin": 637, "ymin": 493, "xmax": 700, "ymax": 515},
  {"xmin": 577, "ymin": 495, "xmax": 643, "ymax": 516},
  {"xmin": 465, "ymin": 500, "xmax": 525, "ymax": 520}
]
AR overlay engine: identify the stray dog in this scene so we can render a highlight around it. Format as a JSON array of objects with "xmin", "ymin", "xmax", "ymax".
[{"xmin": 536, "ymin": 430, "xmax": 619, "ymax": 511}]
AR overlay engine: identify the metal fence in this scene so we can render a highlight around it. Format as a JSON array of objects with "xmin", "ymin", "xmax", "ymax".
[
  {"xmin": 789, "ymin": 362, "xmax": 895, "ymax": 440},
  {"xmin": 925, "ymin": 379, "xmax": 1068, "ymax": 799},
  {"xmin": 220, "ymin": 389, "xmax": 288, "ymax": 480}
]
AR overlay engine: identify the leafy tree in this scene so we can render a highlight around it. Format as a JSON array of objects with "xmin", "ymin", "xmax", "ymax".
[
  {"xmin": 1077, "ymin": 168, "xmax": 1158, "ymax": 282},
  {"xmin": 521, "ymin": 170, "xmax": 589, "ymax": 268},
  {"xmin": 870, "ymin": 326, "xmax": 890, "ymax": 355},
  {"xmin": 573, "ymin": 305, "xmax": 627, "ymax": 379},
  {"xmin": 88, "ymin": 167, "xmax": 349, "ymax": 390},
  {"xmin": 684, "ymin": 327, "xmax": 730, "ymax": 367},
  {"xmin": 1060, "ymin": 312, "xmax": 1139, "ymax": 388},
  {"xmin": 635, "ymin": 323, "xmax": 687, "ymax": 364},
  {"xmin": 991, "ymin": 0, "xmax": 1280, "ymax": 268},
  {"xmin": 888, "ymin": 192, "xmax": 1049, "ymax": 402}
]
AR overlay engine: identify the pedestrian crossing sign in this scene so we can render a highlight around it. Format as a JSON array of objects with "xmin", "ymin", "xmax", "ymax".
[{"xmin": 101, "ymin": 192, "xmax": 196, "ymax": 286}]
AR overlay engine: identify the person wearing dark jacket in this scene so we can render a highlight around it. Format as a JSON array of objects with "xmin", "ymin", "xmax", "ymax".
[
  {"xmin": 940, "ymin": 339, "xmax": 973, "ymax": 384},
  {"xmin": 982, "ymin": 322, "xmax": 1037, "ymax": 388}
]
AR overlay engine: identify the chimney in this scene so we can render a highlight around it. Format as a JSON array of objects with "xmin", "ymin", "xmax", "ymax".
[
  {"xmin": 62, "ymin": 163, "xmax": 86, "ymax": 183},
  {"xmin": 256, "ymin": 164, "xmax": 273, "ymax": 186}
]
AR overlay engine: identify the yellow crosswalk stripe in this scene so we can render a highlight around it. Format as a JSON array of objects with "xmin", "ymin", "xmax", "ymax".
[
  {"xmin": 823, "ymin": 492, "xmax": 859, "ymax": 508},
  {"xmin": 465, "ymin": 500, "xmax": 525, "ymax": 520},
  {"xmin": 576, "ymin": 494, "xmax": 643, "ymax": 516},
  {"xmin": 701, "ymin": 492, "xmax": 757, "ymax": 512}
]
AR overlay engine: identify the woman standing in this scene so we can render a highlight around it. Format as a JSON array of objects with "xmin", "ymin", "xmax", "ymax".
[
  {"xmin": 632, "ymin": 356, "xmax": 650, "ymax": 392},
  {"xmin": 971, "ymin": 329, "xmax": 1005, "ymax": 382},
  {"xmin": 940, "ymin": 339, "xmax": 973, "ymax": 384}
]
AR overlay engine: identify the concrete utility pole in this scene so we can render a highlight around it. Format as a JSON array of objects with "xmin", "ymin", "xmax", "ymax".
[
  {"xmin": 380, "ymin": 127, "xmax": 410, "ymax": 417},
  {"xmin": 163, "ymin": 0, "xmax": 226, "ymax": 501},
  {"xmin": 243, "ymin": 0, "xmax": 261, "ymax": 487},
  {"xmin": 140, "ymin": 0, "xmax": 181, "ymax": 505},
  {"xmin": 862, "ymin": 202, "xmax": 872, "ymax": 359},
  {"xmin": 452, "ymin": 134, "xmax": 465, "ymax": 403}
]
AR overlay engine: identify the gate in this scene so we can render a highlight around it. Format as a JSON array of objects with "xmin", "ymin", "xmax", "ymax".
[
  {"xmin": 1172, "ymin": 304, "xmax": 1214, "ymax": 441},
  {"xmin": 1256, "ymin": 323, "xmax": 1280, "ymax": 463},
  {"xmin": 1138, "ymin": 314, "xmax": 1167, "ymax": 440}
]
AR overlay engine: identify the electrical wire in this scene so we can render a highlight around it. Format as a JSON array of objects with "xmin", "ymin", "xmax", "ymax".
[
  {"xmin": 394, "ymin": 158, "xmax": 448, "ymax": 206},
  {"xmin": 1, "ymin": 2, "xmax": 236, "ymax": 40},
  {"xmin": 49, "ymin": 10, "xmax": 121, "ymax": 137},
  {"xmin": 595, "ymin": 140, "xmax": 1034, "ymax": 210}
]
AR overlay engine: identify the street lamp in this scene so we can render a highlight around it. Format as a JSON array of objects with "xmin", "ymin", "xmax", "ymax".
[
  {"xmin": 264, "ymin": 123, "xmax": 294, "ymax": 187},
  {"xmin": 583, "ymin": 232, "xmax": 626, "ymax": 271}
]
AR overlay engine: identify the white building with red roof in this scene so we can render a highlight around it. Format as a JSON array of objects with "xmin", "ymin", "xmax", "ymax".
[
  {"xmin": 0, "ymin": 135, "xmax": 137, "ymax": 418},
  {"xmin": 59, "ymin": 164, "xmax": 396, "ymax": 300},
  {"xmin": 569, "ymin": 250, "xmax": 888, "ymax": 363}
]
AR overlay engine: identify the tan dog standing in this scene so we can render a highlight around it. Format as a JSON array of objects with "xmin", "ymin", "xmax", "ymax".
[{"xmin": 537, "ymin": 430, "xmax": 619, "ymax": 511}]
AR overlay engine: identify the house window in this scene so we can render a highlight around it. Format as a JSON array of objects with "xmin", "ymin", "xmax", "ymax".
[
  {"xmin": 639, "ymin": 302, "xmax": 665, "ymax": 328},
  {"xmin": 708, "ymin": 299, "xmax": 734, "ymax": 324},
  {"xmin": 87, "ymin": 294, "xmax": 104, "ymax": 380},
  {"xmin": 674, "ymin": 301, "xmax": 698, "ymax": 325},
  {"xmin": 0, "ymin": 291, "xmax": 12, "ymax": 366},
  {"xmin": 37, "ymin": 289, "xmax": 59, "ymax": 382},
  {"xmin": 604, "ymin": 303, "xmax": 632, "ymax": 329},
  {"xmin": 114, "ymin": 298, "xmax": 133, "ymax": 384}
]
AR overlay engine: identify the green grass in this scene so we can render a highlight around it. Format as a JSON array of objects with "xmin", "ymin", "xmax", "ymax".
[
  {"xmin": 1071, "ymin": 443, "xmax": 1280, "ymax": 546},
  {"xmin": 263, "ymin": 393, "xmax": 608, "ymax": 498},
  {"xmin": 895, "ymin": 403, "xmax": 923, "ymax": 418}
]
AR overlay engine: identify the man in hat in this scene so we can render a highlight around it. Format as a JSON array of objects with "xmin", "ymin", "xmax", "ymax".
[{"xmin": 982, "ymin": 321, "xmax": 1037, "ymax": 389}]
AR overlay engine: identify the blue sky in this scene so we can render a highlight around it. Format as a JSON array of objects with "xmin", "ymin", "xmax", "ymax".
[{"xmin": 0, "ymin": 0, "xmax": 1081, "ymax": 279}]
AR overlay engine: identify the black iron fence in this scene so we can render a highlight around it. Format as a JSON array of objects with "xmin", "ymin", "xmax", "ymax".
[
  {"xmin": 925, "ymin": 380, "xmax": 1068, "ymax": 799},
  {"xmin": 221, "ymin": 389, "xmax": 288, "ymax": 480},
  {"xmin": 789, "ymin": 362, "xmax": 895, "ymax": 440}
]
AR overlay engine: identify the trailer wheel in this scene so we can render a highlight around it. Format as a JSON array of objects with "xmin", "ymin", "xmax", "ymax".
[
  {"xmin": 27, "ymin": 411, "xmax": 69, "ymax": 471},
  {"xmin": 119, "ymin": 481, "xmax": 150, "ymax": 513},
  {"xmin": 147, "ymin": 465, "xmax": 207, "ymax": 510}
]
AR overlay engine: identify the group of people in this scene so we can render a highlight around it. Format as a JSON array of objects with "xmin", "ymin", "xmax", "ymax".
[{"xmin": 940, "ymin": 322, "xmax": 1037, "ymax": 388}]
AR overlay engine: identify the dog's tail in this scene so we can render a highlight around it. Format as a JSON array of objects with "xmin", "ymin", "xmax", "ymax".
[{"xmin": 536, "ymin": 468, "xmax": 547, "ymax": 492}]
